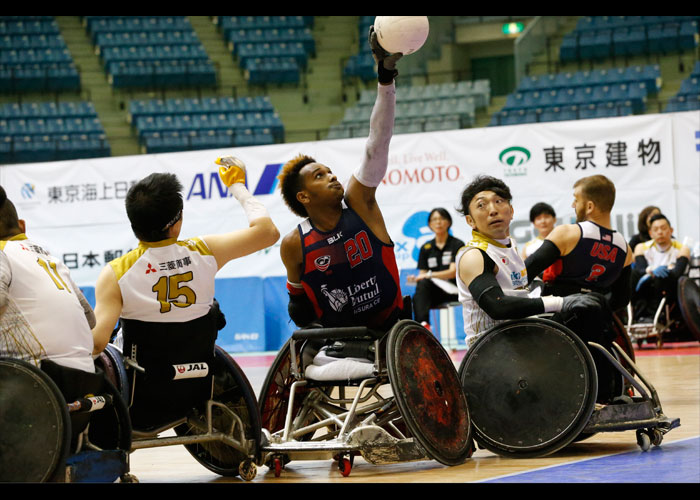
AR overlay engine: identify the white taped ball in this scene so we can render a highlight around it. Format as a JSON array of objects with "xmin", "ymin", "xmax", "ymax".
[{"xmin": 374, "ymin": 16, "xmax": 430, "ymax": 55}]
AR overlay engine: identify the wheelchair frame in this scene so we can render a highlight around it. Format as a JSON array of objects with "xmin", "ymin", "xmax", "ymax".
[{"xmin": 258, "ymin": 321, "xmax": 473, "ymax": 477}]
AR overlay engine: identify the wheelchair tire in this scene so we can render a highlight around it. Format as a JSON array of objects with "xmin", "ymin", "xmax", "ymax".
[
  {"xmin": 94, "ymin": 343, "xmax": 130, "ymax": 404},
  {"xmin": 678, "ymin": 276, "xmax": 700, "ymax": 341},
  {"xmin": 0, "ymin": 358, "xmax": 72, "ymax": 482},
  {"xmin": 174, "ymin": 346, "xmax": 262, "ymax": 477},
  {"xmin": 386, "ymin": 320, "xmax": 473, "ymax": 466},
  {"xmin": 458, "ymin": 318, "xmax": 598, "ymax": 458},
  {"xmin": 258, "ymin": 337, "xmax": 317, "ymax": 437}
]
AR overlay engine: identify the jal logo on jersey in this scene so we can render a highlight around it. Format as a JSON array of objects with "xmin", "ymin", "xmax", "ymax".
[{"xmin": 172, "ymin": 363, "xmax": 209, "ymax": 380}]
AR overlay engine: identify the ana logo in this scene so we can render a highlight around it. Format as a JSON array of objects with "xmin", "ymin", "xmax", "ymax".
[
  {"xmin": 20, "ymin": 183, "xmax": 35, "ymax": 199},
  {"xmin": 253, "ymin": 163, "xmax": 282, "ymax": 195},
  {"xmin": 499, "ymin": 146, "xmax": 531, "ymax": 177},
  {"xmin": 314, "ymin": 255, "xmax": 331, "ymax": 272},
  {"xmin": 187, "ymin": 163, "xmax": 283, "ymax": 200}
]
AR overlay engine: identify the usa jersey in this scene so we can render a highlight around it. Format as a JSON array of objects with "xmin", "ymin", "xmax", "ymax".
[
  {"xmin": 298, "ymin": 204, "xmax": 403, "ymax": 329},
  {"xmin": 543, "ymin": 221, "xmax": 628, "ymax": 293},
  {"xmin": 110, "ymin": 237, "xmax": 218, "ymax": 322},
  {"xmin": 0, "ymin": 235, "xmax": 95, "ymax": 372}
]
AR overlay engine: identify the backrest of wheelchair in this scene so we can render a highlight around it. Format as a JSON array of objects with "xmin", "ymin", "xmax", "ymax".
[{"xmin": 120, "ymin": 308, "xmax": 219, "ymax": 431}]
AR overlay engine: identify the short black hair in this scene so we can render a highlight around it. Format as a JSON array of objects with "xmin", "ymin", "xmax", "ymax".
[
  {"xmin": 648, "ymin": 213, "xmax": 670, "ymax": 227},
  {"xmin": 457, "ymin": 175, "xmax": 512, "ymax": 216},
  {"xmin": 428, "ymin": 207, "xmax": 452, "ymax": 227},
  {"xmin": 529, "ymin": 202, "xmax": 556, "ymax": 223},
  {"xmin": 0, "ymin": 185, "xmax": 21, "ymax": 240},
  {"xmin": 125, "ymin": 173, "xmax": 184, "ymax": 242}
]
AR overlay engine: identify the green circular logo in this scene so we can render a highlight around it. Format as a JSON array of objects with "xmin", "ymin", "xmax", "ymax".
[{"xmin": 499, "ymin": 146, "xmax": 531, "ymax": 167}]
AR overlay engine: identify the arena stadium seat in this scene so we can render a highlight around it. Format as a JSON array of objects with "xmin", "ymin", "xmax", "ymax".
[{"xmin": 0, "ymin": 16, "xmax": 81, "ymax": 92}]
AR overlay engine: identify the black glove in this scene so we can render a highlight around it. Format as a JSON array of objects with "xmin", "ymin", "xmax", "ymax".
[
  {"xmin": 369, "ymin": 26, "xmax": 403, "ymax": 84},
  {"xmin": 561, "ymin": 292, "xmax": 607, "ymax": 315}
]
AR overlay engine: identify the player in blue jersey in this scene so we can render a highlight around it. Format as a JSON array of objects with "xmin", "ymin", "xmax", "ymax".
[{"xmin": 278, "ymin": 27, "xmax": 404, "ymax": 331}]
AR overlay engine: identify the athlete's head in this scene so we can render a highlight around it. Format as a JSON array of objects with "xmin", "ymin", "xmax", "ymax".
[
  {"xmin": 278, "ymin": 154, "xmax": 344, "ymax": 218},
  {"xmin": 457, "ymin": 176, "xmax": 513, "ymax": 238},
  {"xmin": 572, "ymin": 175, "xmax": 616, "ymax": 222},
  {"xmin": 0, "ymin": 186, "xmax": 24, "ymax": 240},
  {"xmin": 529, "ymin": 202, "xmax": 556, "ymax": 237},
  {"xmin": 125, "ymin": 173, "xmax": 184, "ymax": 242},
  {"xmin": 648, "ymin": 213, "xmax": 674, "ymax": 246}
]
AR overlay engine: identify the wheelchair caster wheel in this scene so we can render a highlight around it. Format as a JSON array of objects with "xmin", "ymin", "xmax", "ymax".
[
  {"xmin": 120, "ymin": 473, "xmax": 139, "ymax": 483},
  {"xmin": 272, "ymin": 457, "xmax": 283, "ymax": 478},
  {"xmin": 338, "ymin": 457, "xmax": 352, "ymax": 477},
  {"xmin": 651, "ymin": 429, "xmax": 664, "ymax": 447},
  {"xmin": 636, "ymin": 429, "xmax": 651, "ymax": 451},
  {"xmin": 239, "ymin": 459, "xmax": 257, "ymax": 481}
]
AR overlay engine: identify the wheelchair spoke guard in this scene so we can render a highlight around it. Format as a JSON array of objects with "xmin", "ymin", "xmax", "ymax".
[
  {"xmin": 174, "ymin": 346, "xmax": 262, "ymax": 477},
  {"xmin": 0, "ymin": 358, "xmax": 71, "ymax": 482},
  {"xmin": 459, "ymin": 318, "xmax": 598, "ymax": 458},
  {"xmin": 386, "ymin": 320, "xmax": 473, "ymax": 466},
  {"xmin": 678, "ymin": 277, "xmax": 700, "ymax": 341}
]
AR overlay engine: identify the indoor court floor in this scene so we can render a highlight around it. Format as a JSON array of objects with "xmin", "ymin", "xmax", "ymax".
[{"xmin": 126, "ymin": 342, "xmax": 700, "ymax": 484}]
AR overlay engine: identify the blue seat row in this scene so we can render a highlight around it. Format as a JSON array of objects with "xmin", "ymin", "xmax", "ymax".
[
  {"xmin": 0, "ymin": 62, "xmax": 80, "ymax": 92},
  {"xmin": 0, "ymin": 48, "xmax": 74, "ymax": 64},
  {"xmin": 0, "ymin": 34, "xmax": 66, "ymax": 50},
  {"xmin": 133, "ymin": 111, "xmax": 283, "ymax": 139},
  {"xmin": 128, "ymin": 95, "xmax": 274, "ymax": 120},
  {"xmin": 1, "ymin": 117, "xmax": 105, "ymax": 137},
  {"xmin": 561, "ymin": 18, "xmax": 699, "ymax": 61},
  {"xmin": 216, "ymin": 15, "xmax": 313, "ymax": 37},
  {"xmin": 141, "ymin": 128, "xmax": 275, "ymax": 154},
  {"xmin": 236, "ymin": 42, "xmax": 308, "ymax": 70},
  {"xmin": 664, "ymin": 94, "xmax": 700, "ymax": 113},
  {"xmin": 518, "ymin": 65, "xmax": 661, "ymax": 94},
  {"xmin": 94, "ymin": 31, "xmax": 200, "ymax": 49},
  {"xmin": 226, "ymin": 27, "xmax": 315, "ymax": 55},
  {"xmin": 503, "ymin": 83, "xmax": 648, "ymax": 114},
  {"xmin": 0, "ymin": 100, "xmax": 96, "ymax": 119},
  {"xmin": 574, "ymin": 16, "xmax": 700, "ymax": 32},
  {"xmin": 106, "ymin": 60, "xmax": 216, "ymax": 89},
  {"xmin": 1, "ymin": 133, "xmax": 110, "ymax": 164},
  {"xmin": 0, "ymin": 19, "xmax": 60, "ymax": 35},
  {"xmin": 490, "ymin": 101, "xmax": 635, "ymax": 127},
  {"xmin": 243, "ymin": 56, "xmax": 301, "ymax": 85},
  {"xmin": 85, "ymin": 16, "xmax": 192, "ymax": 41},
  {"xmin": 100, "ymin": 44, "xmax": 209, "ymax": 68}
]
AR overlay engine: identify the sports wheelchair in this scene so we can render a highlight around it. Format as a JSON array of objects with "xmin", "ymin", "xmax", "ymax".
[
  {"xmin": 458, "ymin": 315, "xmax": 680, "ymax": 459},
  {"xmin": 0, "ymin": 357, "xmax": 133, "ymax": 483},
  {"xmin": 94, "ymin": 304, "xmax": 261, "ymax": 481},
  {"xmin": 626, "ymin": 276, "xmax": 700, "ymax": 348},
  {"xmin": 257, "ymin": 318, "xmax": 474, "ymax": 477}
]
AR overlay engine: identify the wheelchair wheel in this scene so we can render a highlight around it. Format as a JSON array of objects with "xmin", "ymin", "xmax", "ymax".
[
  {"xmin": 258, "ymin": 337, "xmax": 317, "ymax": 437},
  {"xmin": 678, "ymin": 276, "xmax": 700, "ymax": 341},
  {"xmin": 174, "ymin": 346, "xmax": 262, "ymax": 478},
  {"xmin": 94, "ymin": 343, "xmax": 130, "ymax": 404},
  {"xmin": 0, "ymin": 358, "xmax": 72, "ymax": 482},
  {"xmin": 386, "ymin": 320, "xmax": 473, "ymax": 466},
  {"xmin": 458, "ymin": 318, "xmax": 598, "ymax": 458}
]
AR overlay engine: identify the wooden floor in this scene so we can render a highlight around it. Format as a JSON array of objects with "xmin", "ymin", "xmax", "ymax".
[{"xmin": 126, "ymin": 345, "xmax": 699, "ymax": 484}]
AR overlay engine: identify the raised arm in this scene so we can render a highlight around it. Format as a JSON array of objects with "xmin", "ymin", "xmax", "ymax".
[{"xmin": 203, "ymin": 156, "xmax": 280, "ymax": 269}]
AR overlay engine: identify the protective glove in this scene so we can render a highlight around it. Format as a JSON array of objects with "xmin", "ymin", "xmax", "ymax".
[
  {"xmin": 561, "ymin": 292, "xmax": 607, "ymax": 314},
  {"xmin": 369, "ymin": 26, "xmax": 403, "ymax": 84},
  {"xmin": 652, "ymin": 265, "xmax": 669, "ymax": 278},
  {"xmin": 215, "ymin": 156, "xmax": 247, "ymax": 187}
]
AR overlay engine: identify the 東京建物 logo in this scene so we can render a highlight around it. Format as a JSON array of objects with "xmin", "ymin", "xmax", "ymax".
[{"xmin": 498, "ymin": 146, "xmax": 531, "ymax": 177}]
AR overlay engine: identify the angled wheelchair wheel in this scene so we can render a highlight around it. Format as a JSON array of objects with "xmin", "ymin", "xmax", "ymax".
[
  {"xmin": 94, "ymin": 344, "xmax": 130, "ymax": 404},
  {"xmin": 174, "ymin": 346, "xmax": 262, "ymax": 477},
  {"xmin": 258, "ymin": 337, "xmax": 317, "ymax": 437},
  {"xmin": 386, "ymin": 320, "xmax": 473, "ymax": 466},
  {"xmin": 458, "ymin": 318, "xmax": 598, "ymax": 458},
  {"xmin": 678, "ymin": 276, "xmax": 700, "ymax": 341},
  {"xmin": 0, "ymin": 358, "xmax": 72, "ymax": 482}
]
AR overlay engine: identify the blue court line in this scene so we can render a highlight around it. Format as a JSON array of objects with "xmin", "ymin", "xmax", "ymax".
[{"xmin": 481, "ymin": 436, "xmax": 700, "ymax": 483}]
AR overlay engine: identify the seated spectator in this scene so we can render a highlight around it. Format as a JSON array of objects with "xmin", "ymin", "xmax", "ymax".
[
  {"xmin": 406, "ymin": 208, "xmax": 465, "ymax": 330},
  {"xmin": 520, "ymin": 201, "xmax": 557, "ymax": 262},
  {"xmin": 631, "ymin": 213, "xmax": 690, "ymax": 322},
  {"xmin": 629, "ymin": 205, "xmax": 660, "ymax": 252}
]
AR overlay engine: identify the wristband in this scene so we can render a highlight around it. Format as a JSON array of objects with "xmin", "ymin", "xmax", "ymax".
[{"xmin": 541, "ymin": 296, "xmax": 564, "ymax": 313}]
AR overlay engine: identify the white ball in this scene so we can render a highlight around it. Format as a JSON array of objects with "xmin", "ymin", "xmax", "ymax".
[{"xmin": 374, "ymin": 16, "xmax": 430, "ymax": 55}]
